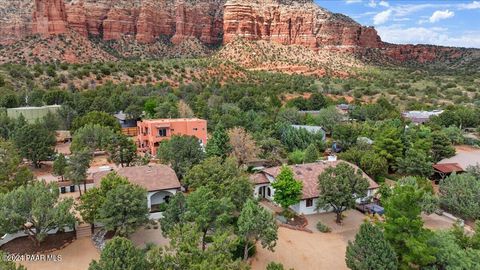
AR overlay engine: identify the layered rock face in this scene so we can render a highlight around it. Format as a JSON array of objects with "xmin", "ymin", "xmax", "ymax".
[
  {"xmin": 32, "ymin": 0, "xmax": 68, "ymax": 36},
  {"xmin": 0, "ymin": 0, "xmax": 471, "ymax": 64},
  {"xmin": 223, "ymin": 0, "xmax": 382, "ymax": 49}
]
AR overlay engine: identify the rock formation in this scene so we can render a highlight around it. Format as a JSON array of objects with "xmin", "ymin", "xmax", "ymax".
[
  {"xmin": 0, "ymin": 0, "xmax": 474, "ymax": 65},
  {"xmin": 222, "ymin": 0, "xmax": 382, "ymax": 49},
  {"xmin": 32, "ymin": 0, "xmax": 68, "ymax": 36}
]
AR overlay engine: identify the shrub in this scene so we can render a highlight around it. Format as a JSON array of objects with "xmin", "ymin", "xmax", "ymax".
[{"xmin": 316, "ymin": 221, "xmax": 331, "ymax": 233}]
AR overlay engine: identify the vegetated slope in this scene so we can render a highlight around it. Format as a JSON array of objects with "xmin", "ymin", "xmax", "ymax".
[
  {"xmin": 0, "ymin": 0, "xmax": 478, "ymax": 75},
  {"xmin": 215, "ymin": 38, "xmax": 364, "ymax": 77}
]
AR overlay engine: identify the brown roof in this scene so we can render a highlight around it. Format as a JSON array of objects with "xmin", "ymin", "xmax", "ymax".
[
  {"xmin": 250, "ymin": 173, "xmax": 270, "ymax": 185},
  {"xmin": 433, "ymin": 163, "xmax": 464, "ymax": 174},
  {"xmin": 255, "ymin": 161, "xmax": 379, "ymax": 200},
  {"xmin": 91, "ymin": 164, "xmax": 181, "ymax": 192}
]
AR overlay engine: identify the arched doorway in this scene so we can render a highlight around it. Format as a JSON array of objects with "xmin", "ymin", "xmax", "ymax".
[{"xmin": 150, "ymin": 190, "xmax": 174, "ymax": 213}]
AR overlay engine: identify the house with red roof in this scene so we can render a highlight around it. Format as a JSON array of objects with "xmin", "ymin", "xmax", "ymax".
[{"xmin": 250, "ymin": 159, "xmax": 379, "ymax": 215}]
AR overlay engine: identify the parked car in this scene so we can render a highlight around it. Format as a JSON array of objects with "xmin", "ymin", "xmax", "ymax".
[{"xmin": 356, "ymin": 203, "xmax": 385, "ymax": 215}]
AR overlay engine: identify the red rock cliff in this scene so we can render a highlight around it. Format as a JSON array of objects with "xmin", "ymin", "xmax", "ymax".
[
  {"xmin": 223, "ymin": 0, "xmax": 382, "ymax": 49},
  {"xmin": 32, "ymin": 0, "xmax": 68, "ymax": 36},
  {"xmin": 0, "ymin": 0, "xmax": 471, "ymax": 64}
]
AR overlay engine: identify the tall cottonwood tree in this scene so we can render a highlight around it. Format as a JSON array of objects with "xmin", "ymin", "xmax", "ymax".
[{"xmin": 228, "ymin": 127, "xmax": 259, "ymax": 166}]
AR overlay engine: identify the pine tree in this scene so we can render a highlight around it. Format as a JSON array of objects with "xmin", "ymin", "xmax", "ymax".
[
  {"xmin": 53, "ymin": 153, "xmax": 67, "ymax": 180},
  {"xmin": 346, "ymin": 222, "xmax": 398, "ymax": 270},
  {"xmin": 303, "ymin": 144, "xmax": 319, "ymax": 163},
  {"xmin": 89, "ymin": 237, "xmax": 147, "ymax": 270},
  {"xmin": 206, "ymin": 124, "xmax": 231, "ymax": 159}
]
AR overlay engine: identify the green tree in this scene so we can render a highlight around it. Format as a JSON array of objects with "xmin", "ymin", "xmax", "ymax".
[
  {"xmin": 157, "ymin": 135, "xmax": 205, "ymax": 180},
  {"xmin": 271, "ymin": 166, "xmax": 303, "ymax": 212},
  {"xmin": 439, "ymin": 172, "xmax": 480, "ymax": 220},
  {"xmin": 72, "ymin": 111, "xmax": 121, "ymax": 132},
  {"xmin": 71, "ymin": 124, "xmax": 114, "ymax": 153},
  {"xmin": 383, "ymin": 185, "xmax": 437, "ymax": 268},
  {"xmin": 430, "ymin": 131, "xmax": 455, "ymax": 162},
  {"xmin": 395, "ymin": 148, "xmax": 433, "ymax": 177},
  {"xmin": 238, "ymin": 199, "xmax": 278, "ymax": 260},
  {"xmin": 332, "ymin": 123, "xmax": 363, "ymax": 150},
  {"xmin": 184, "ymin": 157, "xmax": 252, "ymax": 210},
  {"xmin": 0, "ymin": 181, "xmax": 75, "ymax": 245},
  {"xmin": 0, "ymin": 139, "xmax": 34, "ymax": 193},
  {"xmin": 315, "ymin": 106, "xmax": 343, "ymax": 133},
  {"xmin": 65, "ymin": 149, "xmax": 92, "ymax": 196},
  {"xmin": 146, "ymin": 223, "xmax": 246, "ymax": 270},
  {"xmin": 159, "ymin": 192, "xmax": 187, "ymax": 237},
  {"xmin": 78, "ymin": 187, "xmax": 103, "ymax": 233},
  {"xmin": 428, "ymin": 229, "xmax": 480, "ymax": 269},
  {"xmin": 89, "ymin": 237, "xmax": 147, "ymax": 270},
  {"xmin": 317, "ymin": 162, "xmax": 369, "ymax": 224},
  {"xmin": 52, "ymin": 153, "xmax": 67, "ymax": 181},
  {"xmin": 397, "ymin": 177, "xmax": 438, "ymax": 214},
  {"xmin": 287, "ymin": 150, "xmax": 305, "ymax": 165},
  {"xmin": 107, "ymin": 133, "xmax": 137, "ymax": 167},
  {"xmin": 98, "ymin": 183, "xmax": 149, "ymax": 237},
  {"xmin": 13, "ymin": 123, "xmax": 56, "ymax": 168},
  {"xmin": 374, "ymin": 126, "xmax": 403, "ymax": 169},
  {"xmin": 206, "ymin": 124, "xmax": 231, "ymax": 159},
  {"xmin": 303, "ymin": 144, "xmax": 319, "ymax": 163},
  {"xmin": 346, "ymin": 222, "xmax": 398, "ymax": 270},
  {"xmin": 77, "ymin": 172, "xmax": 131, "ymax": 232},
  {"xmin": 183, "ymin": 187, "xmax": 234, "ymax": 250}
]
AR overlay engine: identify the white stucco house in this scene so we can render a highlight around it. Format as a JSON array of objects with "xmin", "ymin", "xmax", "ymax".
[
  {"xmin": 92, "ymin": 164, "xmax": 181, "ymax": 219},
  {"xmin": 250, "ymin": 160, "xmax": 379, "ymax": 215}
]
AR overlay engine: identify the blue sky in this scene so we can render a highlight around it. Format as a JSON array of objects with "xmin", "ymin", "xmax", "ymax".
[{"xmin": 316, "ymin": 0, "xmax": 480, "ymax": 48}]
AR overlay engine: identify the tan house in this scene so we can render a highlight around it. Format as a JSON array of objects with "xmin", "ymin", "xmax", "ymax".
[
  {"xmin": 250, "ymin": 160, "xmax": 379, "ymax": 215},
  {"xmin": 91, "ymin": 164, "xmax": 181, "ymax": 219}
]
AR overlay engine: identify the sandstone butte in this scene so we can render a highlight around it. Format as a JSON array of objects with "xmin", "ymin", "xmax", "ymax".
[{"xmin": 0, "ymin": 0, "xmax": 468, "ymax": 63}]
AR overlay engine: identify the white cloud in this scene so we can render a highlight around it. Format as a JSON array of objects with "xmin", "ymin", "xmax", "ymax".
[
  {"xmin": 429, "ymin": 10, "xmax": 455, "ymax": 23},
  {"xmin": 345, "ymin": 0, "xmax": 362, "ymax": 4},
  {"xmin": 458, "ymin": 1, "xmax": 480, "ymax": 10},
  {"xmin": 368, "ymin": 0, "xmax": 377, "ymax": 8},
  {"xmin": 373, "ymin": 9, "xmax": 392, "ymax": 25},
  {"xmin": 379, "ymin": 1, "xmax": 390, "ymax": 7},
  {"xmin": 376, "ymin": 25, "xmax": 480, "ymax": 48}
]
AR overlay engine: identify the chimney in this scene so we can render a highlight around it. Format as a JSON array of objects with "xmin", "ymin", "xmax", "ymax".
[{"xmin": 327, "ymin": 155, "xmax": 337, "ymax": 162}]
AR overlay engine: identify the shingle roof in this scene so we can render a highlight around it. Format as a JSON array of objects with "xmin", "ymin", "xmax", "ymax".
[
  {"xmin": 253, "ymin": 161, "xmax": 378, "ymax": 200},
  {"xmin": 91, "ymin": 164, "xmax": 181, "ymax": 192}
]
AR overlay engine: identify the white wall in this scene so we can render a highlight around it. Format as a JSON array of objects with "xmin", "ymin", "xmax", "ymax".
[
  {"xmin": 147, "ymin": 188, "xmax": 177, "ymax": 209},
  {"xmin": 0, "ymin": 226, "xmax": 74, "ymax": 246}
]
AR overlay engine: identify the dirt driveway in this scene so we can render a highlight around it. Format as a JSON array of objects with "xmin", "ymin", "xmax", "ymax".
[
  {"xmin": 251, "ymin": 210, "xmax": 365, "ymax": 270},
  {"xmin": 251, "ymin": 210, "xmax": 456, "ymax": 270},
  {"xmin": 18, "ymin": 238, "xmax": 99, "ymax": 270}
]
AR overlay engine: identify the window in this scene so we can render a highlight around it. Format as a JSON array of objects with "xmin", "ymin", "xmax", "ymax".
[
  {"xmin": 158, "ymin": 128, "xmax": 167, "ymax": 137},
  {"xmin": 267, "ymin": 187, "xmax": 271, "ymax": 197},
  {"xmin": 193, "ymin": 128, "xmax": 198, "ymax": 131},
  {"xmin": 306, "ymin": 199, "xmax": 313, "ymax": 207}
]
